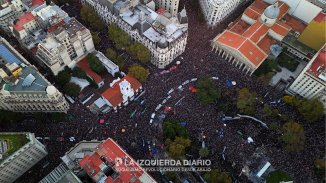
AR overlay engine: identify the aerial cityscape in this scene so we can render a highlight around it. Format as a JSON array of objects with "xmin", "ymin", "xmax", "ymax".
[{"xmin": 0, "ymin": 0, "xmax": 325, "ymax": 182}]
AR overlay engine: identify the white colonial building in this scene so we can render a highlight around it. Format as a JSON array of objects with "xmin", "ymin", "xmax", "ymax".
[
  {"xmin": 0, "ymin": 132, "xmax": 48, "ymax": 183},
  {"xmin": 0, "ymin": 37, "xmax": 69, "ymax": 113},
  {"xmin": 287, "ymin": 44, "xmax": 326, "ymax": 108},
  {"xmin": 81, "ymin": 0, "xmax": 188, "ymax": 69},
  {"xmin": 200, "ymin": 0, "xmax": 242, "ymax": 26}
]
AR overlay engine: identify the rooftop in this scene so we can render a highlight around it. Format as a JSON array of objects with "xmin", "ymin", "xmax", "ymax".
[
  {"xmin": 282, "ymin": 33, "xmax": 317, "ymax": 57},
  {"xmin": 101, "ymin": 75, "xmax": 141, "ymax": 107},
  {"xmin": 13, "ymin": 12, "xmax": 35, "ymax": 31},
  {"xmin": 77, "ymin": 58, "xmax": 103, "ymax": 84},
  {"xmin": 0, "ymin": 41, "xmax": 49, "ymax": 93},
  {"xmin": 0, "ymin": 133, "xmax": 30, "ymax": 163},
  {"xmin": 307, "ymin": 45, "xmax": 326, "ymax": 81},
  {"xmin": 79, "ymin": 138, "xmax": 156, "ymax": 183}
]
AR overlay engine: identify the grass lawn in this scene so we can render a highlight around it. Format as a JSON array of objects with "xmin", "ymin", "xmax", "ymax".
[
  {"xmin": 0, "ymin": 134, "xmax": 29, "ymax": 158},
  {"xmin": 277, "ymin": 53, "xmax": 299, "ymax": 72}
]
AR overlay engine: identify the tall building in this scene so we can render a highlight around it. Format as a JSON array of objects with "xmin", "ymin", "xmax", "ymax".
[
  {"xmin": 199, "ymin": 0, "xmax": 242, "ymax": 26},
  {"xmin": 211, "ymin": 0, "xmax": 315, "ymax": 74},
  {"xmin": 36, "ymin": 18, "xmax": 95, "ymax": 75},
  {"xmin": 0, "ymin": 37, "xmax": 69, "ymax": 113},
  {"xmin": 79, "ymin": 138, "xmax": 157, "ymax": 183},
  {"xmin": 81, "ymin": 0, "xmax": 188, "ymax": 69},
  {"xmin": 0, "ymin": 132, "xmax": 48, "ymax": 183},
  {"xmin": 287, "ymin": 44, "xmax": 326, "ymax": 108},
  {"xmin": 0, "ymin": 0, "xmax": 24, "ymax": 33},
  {"xmin": 10, "ymin": 1, "xmax": 95, "ymax": 75},
  {"xmin": 154, "ymin": 0, "xmax": 179, "ymax": 17}
]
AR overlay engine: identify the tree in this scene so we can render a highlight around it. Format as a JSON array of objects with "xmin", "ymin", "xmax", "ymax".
[
  {"xmin": 282, "ymin": 95, "xmax": 296, "ymax": 106},
  {"xmin": 258, "ymin": 72, "xmax": 274, "ymax": 85},
  {"xmin": 106, "ymin": 48, "xmax": 117, "ymax": 61},
  {"xmin": 163, "ymin": 120, "xmax": 189, "ymax": 140},
  {"xmin": 108, "ymin": 24, "xmax": 131, "ymax": 49},
  {"xmin": 266, "ymin": 170, "xmax": 292, "ymax": 183},
  {"xmin": 87, "ymin": 54, "xmax": 106, "ymax": 74},
  {"xmin": 199, "ymin": 147, "xmax": 209, "ymax": 158},
  {"xmin": 80, "ymin": 6, "xmax": 105, "ymax": 30},
  {"xmin": 236, "ymin": 88, "xmax": 257, "ymax": 115},
  {"xmin": 204, "ymin": 169, "xmax": 232, "ymax": 183},
  {"xmin": 72, "ymin": 67, "xmax": 87, "ymax": 79},
  {"xmin": 314, "ymin": 159, "xmax": 326, "ymax": 181},
  {"xmin": 165, "ymin": 172, "xmax": 180, "ymax": 183},
  {"xmin": 196, "ymin": 78, "xmax": 221, "ymax": 105},
  {"xmin": 128, "ymin": 64, "xmax": 149, "ymax": 82},
  {"xmin": 0, "ymin": 110, "xmax": 24, "ymax": 123},
  {"xmin": 128, "ymin": 43, "xmax": 150, "ymax": 63},
  {"xmin": 166, "ymin": 137, "xmax": 191, "ymax": 159},
  {"xmin": 262, "ymin": 104, "xmax": 279, "ymax": 118},
  {"xmin": 91, "ymin": 31, "xmax": 101, "ymax": 46},
  {"xmin": 281, "ymin": 121, "xmax": 305, "ymax": 152},
  {"xmin": 297, "ymin": 98, "xmax": 324, "ymax": 123},
  {"xmin": 63, "ymin": 83, "xmax": 81, "ymax": 97},
  {"xmin": 56, "ymin": 69, "xmax": 71, "ymax": 86}
]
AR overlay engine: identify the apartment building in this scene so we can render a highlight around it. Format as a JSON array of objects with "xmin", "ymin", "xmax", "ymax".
[{"xmin": 0, "ymin": 132, "xmax": 48, "ymax": 183}]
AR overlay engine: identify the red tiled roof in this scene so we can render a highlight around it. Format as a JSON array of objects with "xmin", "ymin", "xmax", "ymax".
[
  {"xmin": 308, "ymin": 47, "xmax": 326, "ymax": 78},
  {"xmin": 13, "ymin": 12, "xmax": 35, "ymax": 31},
  {"xmin": 48, "ymin": 20, "xmax": 65, "ymax": 33},
  {"xmin": 250, "ymin": 0, "xmax": 268, "ymax": 14},
  {"xmin": 278, "ymin": 2, "xmax": 289, "ymax": 19},
  {"xmin": 229, "ymin": 19, "xmax": 251, "ymax": 35},
  {"xmin": 216, "ymin": 30, "xmax": 246, "ymax": 49},
  {"xmin": 242, "ymin": 21, "xmax": 269, "ymax": 43},
  {"xmin": 314, "ymin": 12, "xmax": 326, "ymax": 23},
  {"xmin": 32, "ymin": 0, "xmax": 44, "ymax": 6},
  {"xmin": 270, "ymin": 22, "xmax": 291, "ymax": 36},
  {"xmin": 243, "ymin": 7, "xmax": 262, "ymax": 20},
  {"xmin": 80, "ymin": 138, "xmax": 156, "ymax": 183},
  {"xmin": 101, "ymin": 75, "xmax": 141, "ymax": 108},
  {"xmin": 257, "ymin": 35, "xmax": 276, "ymax": 54},
  {"xmin": 77, "ymin": 58, "xmax": 103, "ymax": 84},
  {"xmin": 238, "ymin": 39, "xmax": 268, "ymax": 66},
  {"xmin": 282, "ymin": 14, "xmax": 306, "ymax": 33}
]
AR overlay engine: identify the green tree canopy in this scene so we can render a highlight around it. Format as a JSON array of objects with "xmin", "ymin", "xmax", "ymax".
[
  {"xmin": 0, "ymin": 110, "xmax": 24, "ymax": 123},
  {"xmin": 297, "ymin": 98, "xmax": 324, "ymax": 123},
  {"xmin": 87, "ymin": 54, "xmax": 106, "ymax": 74},
  {"xmin": 262, "ymin": 104, "xmax": 279, "ymax": 118},
  {"xmin": 63, "ymin": 83, "xmax": 81, "ymax": 97},
  {"xmin": 236, "ymin": 88, "xmax": 257, "ymax": 115},
  {"xmin": 91, "ymin": 31, "xmax": 101, "ymax": 46},
  {"xmin": 266, "ymin": 170, "xmax": 292, "ymax": 183},
  {"xmin": 196, "ymin": 78, "xmax": 221, "ymax": 105},
  {"xmin": 80, "ymin": 6, "xmax": 105, "ymax": 30},
  {"xmin": 283, "ymin": 96, "xmax": 324, "ymax": 123},
  {"xmin": 204, "ymin": 169, "xmax": 232, "ymax": 183},
  {"xmin": 163, "ymin": 120, "xmax": 189, "ymax": 140},
  {"xmin": 128, "ymin": 64, "xmax": 149, "ymax": 82},
  {"xmin": 199, "ymin": 147, "xmax": 209, "ymax": 158},
  {"xmin": 108, "ymin": 24, "xmax": 131, "ymax": 49},
  {"xmin": 127, "ymin": 43, "xmax": 150, "ymax": 63},
  {"xmin": 106, "ymin": 48, "xmax": 125, "ymax": 69},
  {"xmin": 56, "ymin": 69, "xmax": 71, "ymax": 86},
  {"xmin": 165, "ymin": 137, "xmax": 191, "ymax": 159},
  {"xmin": 281, "ymin": 121, "xmax": 305, "ymax": 152},
  {"xmin": 72, "ymin": 67, "xmax": 87, "ymax": 79}
]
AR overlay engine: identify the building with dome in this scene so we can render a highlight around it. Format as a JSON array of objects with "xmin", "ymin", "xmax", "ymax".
[
  {"xmin": 200, "ymin": 0, "xmax": 242, "ymax": 26},
  {"xmin": 81, "ymin": 0, "xmax": 188, "ymax": 69},
  {"xmin": 211, "ymin": 0, "xmax": 319, "ymax": 74},
  {"xmin": 0, "ymin": 37, "xmax": 69, "ymax": 113}
]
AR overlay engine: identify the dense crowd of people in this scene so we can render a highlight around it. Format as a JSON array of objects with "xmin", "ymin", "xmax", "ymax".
[{"xmin": 1, "ymin": 0, "xmax": 324, "ymax": 182}]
